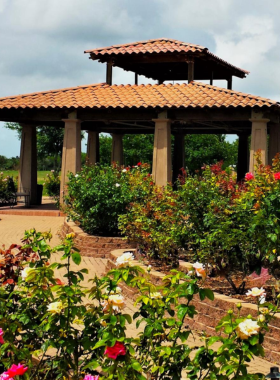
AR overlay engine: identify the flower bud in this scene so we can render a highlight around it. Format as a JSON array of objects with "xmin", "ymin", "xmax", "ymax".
[
  {"xmin": 236, "ymin": 303, "xmax": 242, "ymax": 309},
  {"xmin": 258, "ymin": 314, "xmax": 266, "ymax": 323},
  {"xmin": 247, "ymin": 314, "xmax": 252, "ymax": 319},
  {"xmin": 277, "ymin": 294, "xmax": 280, "ymax": 299},
  {"xmin": 228, "ymin": 309, "xmax": 233, "ymax": 315}
]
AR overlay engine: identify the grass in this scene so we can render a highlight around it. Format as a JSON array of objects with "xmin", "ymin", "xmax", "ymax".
[{"xmin": 2, "ymin": 171, "xmax": 54, "ymax": 196}]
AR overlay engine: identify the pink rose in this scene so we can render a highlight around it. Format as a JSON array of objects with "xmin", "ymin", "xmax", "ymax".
[
  {"xmin": 274, "ymin": 172, "xmax": 280, "ymax": 180},
  {"xmin": 105, "ymin": 341, "xmax": 126, "ymax": 359},
  {"xmin": 0, "ymin": 373, "xmax": 11, "ymax": 380},
  {"xmin": 245, "ymin": 172, "xmax": 254, "ymax": 181},
  {"xmin": 6, "ymin": 364, "xmax": 28, "ymax": 377},
  {"xmin": 0, "ymin": 328, "xmax": 4, "ymax": 344},
  {"xmin": 83, "ymin": 375, "xmax": 99, "ymax": 380}
]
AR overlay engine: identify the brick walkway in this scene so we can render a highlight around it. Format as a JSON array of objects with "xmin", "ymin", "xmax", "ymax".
[{"xmin": 0, "ymin": 214, "xmax": 274, "ymax": 377}]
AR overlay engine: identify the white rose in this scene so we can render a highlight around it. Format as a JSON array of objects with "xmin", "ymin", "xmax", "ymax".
[
  {"xmin": 115, "ymin": 183, "xmax": 120, "ymax": 187},
  {"xmin": 21, "ymin": 267, "xmax": 33, "ymax": 280},
  {"xmin": 116, "ymin": 252, "xmax": 134, "ymax": 267},
  {"xmin": 246, "ymin": 287, "xmax": 266, "ymax": 298},
  {"xmin": 47, "ymin": 301, "xmax": 64, "ymax": 314},
  {"xmin": 122, "ymin": 169, "xmax": 127, "ymax": 173},
  {"xmin": 236, "ymin": 319, "xmax": 260, "ymax": 340},
  {"xmin": 150, "ymin": 292, "xmax": 162, "ymax": 299}
]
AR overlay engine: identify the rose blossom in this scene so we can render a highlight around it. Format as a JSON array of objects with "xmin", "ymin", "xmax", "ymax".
[
  {"xmin": 274, "ymin": 172, "xmax": 280, "ymax": 180},
  {"xmin": 116, "ymin": 252, "xmax": 134, "ymax": 267},
  {"xmin": 21, "ymin": 267, "xmax": 33, "ymax": 280},
  {"xmin": 245, "ymin": 172, "xmax": 254, "ymax": 181},
  {"xmin": 47, "ymin": 301, "xmax": 64, "ymax": 314},
  {"xmin": 192, "ymin": 262, "xmax": 207, "ymax": 280},
  {"xmin": 6, "ymin": 364, "xmax": 28, "ymax": 377},
  {"xmin": 105, "ymin": 286, "xmax": 122, "ymax": 295},
  {"xmin": 246, "ymin": 287, "xmax": 266, "ymax": 298},
  {"xmin": 150, "ymin": 292, "xmax": 162, "ymax": 299},
  {"xmin": 105, "ymin": 341, "xmax": 126, "ymax": 359},
  {"xmin": 83, "ymin": 375, "xmax": 99, "ymax": 380},
  {"xmin": 0, "ymin": 373, "xmax": 10, "ymax": 380},
  {"xmin": 236, "ymin": 319, "xmax": 260, "ymax": 340},
  {"xmin": 115, "ymin": 183, "xmax": 120, "ymax": 187},
  {"xmin": 0, "ymin": 328, "xmax": 4, "ymax": 344}
]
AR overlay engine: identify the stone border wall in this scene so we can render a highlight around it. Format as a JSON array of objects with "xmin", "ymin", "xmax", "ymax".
[
  {"xmin": 60, "ymin": 220, "xmax": 136, "ymax": 258},
  {"xmin": 107, "ymin": 249, "xmax": 280, "ymax": 365}
]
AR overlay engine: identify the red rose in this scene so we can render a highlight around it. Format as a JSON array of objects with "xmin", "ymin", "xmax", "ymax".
[
  {"xmin": 274, "ymin": 172, "xmax": 280, "ymax": 180},
  {"xmin": 137, "ymin": 162, "xmax": 142, "ymax": 166},
  {"xmin": 245, "ymin": 172, "xmax": 254, "ymax": 181},
  {"xmin": 105, "ymin": 341, "xmax": 126, "ymax": 359},
  {"xmin": 6, "ymin": 364, "xmax": 28, "ymax": 377}
]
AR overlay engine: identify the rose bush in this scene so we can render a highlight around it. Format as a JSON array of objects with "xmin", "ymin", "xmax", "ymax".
[
  {"xmin": 64, "ymin": 163, "xmax": 153, "ymax": 236},
  {"xmin": 0, "ymin": 231, "xmax": 278, "ymax": 379}
]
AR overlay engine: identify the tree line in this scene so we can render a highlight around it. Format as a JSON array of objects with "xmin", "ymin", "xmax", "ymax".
[{"xmin": 2, "ymin": 123, "xmax": 238, "ymax": 172}]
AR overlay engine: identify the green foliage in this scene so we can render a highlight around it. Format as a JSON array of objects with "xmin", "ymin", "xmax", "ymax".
[
  {"xmin": 64, "ymin": 163, "xmax": 152, "ymax": 236},
  {"xmin": 184, "ymin": 134, "xmax": 238, "ymax": 173},
  {"xmin": 0, "ymin": 173, "xmax": 17, "ymax": 205},
  {"xmin": 43, "ymin": 170, "xmax": 60, "ymax": 204},
  {"xmin": 0, "ymin": 232, "xmax": 276, "ymax": 379}
]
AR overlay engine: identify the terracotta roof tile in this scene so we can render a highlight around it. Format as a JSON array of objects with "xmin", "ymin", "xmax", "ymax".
[
  {"xmin": 0, "ymin": 82, "xmax": 278, "ymax": 111},
  {"xmin": 85, "ymin": 38, "xmax": 249, "ymax": 75}
]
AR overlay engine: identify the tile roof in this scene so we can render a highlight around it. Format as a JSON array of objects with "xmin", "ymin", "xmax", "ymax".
[
  {"xmin": 85, "ymin": 38, "xmax": 249, "ymax": 75},
  {"xmin": 0, "ymin": 82, "xmax": 278, "ymax": 111}
]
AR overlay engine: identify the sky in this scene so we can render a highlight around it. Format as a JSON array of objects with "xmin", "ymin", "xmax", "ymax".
[{"xmin": 1, "ymin": 0, "xmax": 280, "ymax": 157}]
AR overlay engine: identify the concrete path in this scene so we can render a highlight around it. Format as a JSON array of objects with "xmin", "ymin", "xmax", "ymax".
[{"xmin": 0, "ymin": 214, "xmax": 274, "ymax": 377}]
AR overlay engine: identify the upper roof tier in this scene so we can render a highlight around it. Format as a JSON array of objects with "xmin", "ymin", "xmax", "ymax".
[{"xmin": 85, "ymin": 38, "xmax": 249, "ymax": 81}]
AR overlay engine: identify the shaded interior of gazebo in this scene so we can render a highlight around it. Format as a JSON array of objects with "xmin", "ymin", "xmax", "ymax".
[{"xmin": 0, "ymin": 38, "xmax": 280, "ymax": 205}]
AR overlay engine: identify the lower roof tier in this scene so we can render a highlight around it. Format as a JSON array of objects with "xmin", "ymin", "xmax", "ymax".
[{"xmin": 0, "ymin": 82, "xmax": 278, "ymax": 111}]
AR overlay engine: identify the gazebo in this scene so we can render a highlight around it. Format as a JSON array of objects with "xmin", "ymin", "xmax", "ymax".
[{"xmin": 0, "ymin": 38, "xmax": 279, "ymax": 204}]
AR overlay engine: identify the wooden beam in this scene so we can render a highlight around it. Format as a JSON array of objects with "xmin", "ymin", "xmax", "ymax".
[
  {"xmin": 210, "ymin": 71, "xmax": 213, "ymax": 85},
  {"xmin": 187, "ymin": 59, "xmax": 194, "ymax": 83},
  {"xmin": 227, "ymin": 76, "xmax": 232, "ymax": 90},
  {"xmin": 135, "ymin": 73, "xmax": 138, "ymax": 85},
  {"xmin": 106, "ymin": 61, "xmax": 113, "ymax": 85}
]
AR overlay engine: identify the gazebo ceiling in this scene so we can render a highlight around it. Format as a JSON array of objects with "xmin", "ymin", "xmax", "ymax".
[
  {"xmin": 0, "ymin": 81, "xmax": 276, "ymax": 111},
  {"xmin": 85, "ymin": 38, "xmax": 249, "ymax": 80}
]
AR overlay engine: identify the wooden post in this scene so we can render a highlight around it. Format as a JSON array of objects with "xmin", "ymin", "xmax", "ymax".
[
  {"xmin": 210, "ymin": 71, "xmax": 214, "ymax": 86},
  {"xmin": 187, "ymin": 58, "xmax": 194, "ymax": 83},
  {"xmin": 227, "ymin": 76, "xmax": 232, "ymax": 90},
  {"xmin": 173, "ymin": 132, "xmax": 185, "ymax": 183},
  {"xmin": 18, "ymin": 124, "xmax": 37, "ymax": 205},
  {"xmin": 249, "ymin": 112, "xmax": 269, "ymax": 173},
  {"xmin": 268, "ymin": 123, "xmax": 280, "ymax": 165},
  {"xmin": 237, "ymin": 133, "xmax": 249, "ymax": 181},
  {"xmin": 135, "ymin": 73, "xmax": 138, "ymax": 85},
  {"xmin": 106, "ymin": 61, "xmax": 113, "ymax": 85},
  {"xmin": 60, "ymin": 116, "xmax": 81, "ymax": 203},
  {"xmin": 152, "ymin": 115, "xmax": 172, "ymax": 186},
  {"xmin": 111, "ymin": 134, "xmax": 124, "ymax": 165},
  {"xmin": 87, "ymin": 131, "xmax": 99, "ymax": 165}
]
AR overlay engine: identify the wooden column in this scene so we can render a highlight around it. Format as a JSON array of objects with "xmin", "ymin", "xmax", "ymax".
[
  {"xmin": 106, "ymin": 61, "xmax": 113, "ymax": 85},
  {"xmin": 152, "ymin": 117, "xmax": 172, "ymax": 186},
  {"xmin": 268, "ymin": 123, "xmax": 280, "ymax": 165},
  {"xmin": 227, "ymin": 76, "xmax": 232, "ymax": 90},
  {"xmin": 249, "ymin": 114, "xmax": 269, "ymax": 173},
  {"xmin": 187, "ymin": 58, "xmax": 194, "ymax": 83},
  {"xmin": 237, "ymin": 133, "xmax": 249, "ymax": 181},
  {"xmin": 87, "ymin": 131, "xmax": 99, "ymax": 165},
  {"xmin": 173, "ymin": 132, "xmax": 185, "ymax": 183},
  {"xmin": 111, "ymin": 134, "xmax": 124, "ymax": 165},
  {"xmin": 135, "ymin": 73, "xmax": 138, "ymax": 85},
  {"xmin": 18, "ymin": 124, "xmax": 37, "ymax": 205},
  {"xmin": 60, "ymin": 117, "xmax": 81, "ymax": 203}
]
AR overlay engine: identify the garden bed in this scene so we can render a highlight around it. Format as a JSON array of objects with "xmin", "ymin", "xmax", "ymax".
[
  {"xmin": 106, "ymin": 249, "xmax": 280, "ymax": 365},
  {"xmin": 60, "ymin": 219, "xmax": 136, "ymax": 258}
]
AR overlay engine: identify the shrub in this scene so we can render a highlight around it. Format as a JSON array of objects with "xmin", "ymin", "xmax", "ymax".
[
  {"xmin": 64, "ymin": 163, "xmax": 152, "ymax": 236},
  {"xmin": 0, "ymin": 173, "xmax": 17, "ymax": 205},
  {"xmin": 43, "ymin": 170, "xmax": 60, "ymax": 203},
  {"xmin": 0, "ymin": 231, "xmax": 277, "ymax": 379}
]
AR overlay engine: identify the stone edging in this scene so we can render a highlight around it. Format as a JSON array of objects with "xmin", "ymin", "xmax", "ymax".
[
  {"xmin": 106, "ymin": 249, "xmax": 280, "ymax": 365},
  {"xmin": 60, "ymin": 219, "xmax": 136, "ymax": 258}
]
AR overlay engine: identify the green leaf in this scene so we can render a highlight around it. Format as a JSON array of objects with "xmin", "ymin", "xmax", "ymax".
[
  {"xmin": 131, "ymin": 362, "xmax": 142, "ymax": 372},
  {"xmin": 204, "ymin": 288, "xmax": 214, "ymax": 301},
  {"xmin": 72, "ymin": 252, "xmax": 81, "ymax": 265}
]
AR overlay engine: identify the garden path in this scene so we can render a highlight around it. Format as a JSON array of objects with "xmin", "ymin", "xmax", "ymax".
[{"xmin": 0, "ymin": 214, "xmax": 274, "ymax": 377}]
